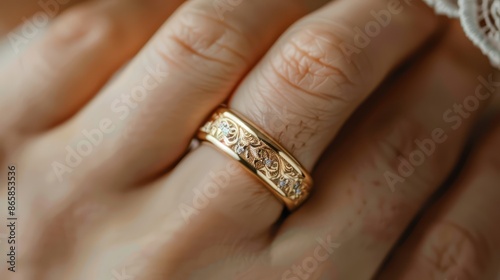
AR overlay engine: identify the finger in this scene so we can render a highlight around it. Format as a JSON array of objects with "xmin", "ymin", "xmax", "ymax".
[
  {"xmin": 0, "ymin": 0, "xmax": 86, "ymax": 36},
  {"xmin": 52, "ymin": 0, "xmax": 328, "ymax": 186},
  {"xmin": 377, "ymin": 118, "xmax": 500, "ymax": 280},
  {"xmin": 0, "ymin": 0, "xmax": 182, "ymax": 136},
  {"xmin": 165, "ymin": 0, "xmax": 441, "ymax": 236},
  {"xmin": 275, "ymin": 21, "xmax": 497, "ymax": 279}
]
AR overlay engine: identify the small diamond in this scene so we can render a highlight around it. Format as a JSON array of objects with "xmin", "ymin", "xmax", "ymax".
[
  {"xmin": 265, "ymin": 159, "xmax": 273, "ymax": 167},
  {"xmin": 293, "ymin": 181, "xmax": 302, "ymax": 196},
  {"xmin": 219, "ymin": 121, "xmax": 230, "ymax": 136},
  {"xmin": 236, "ymin": 145, "xmax": 246, "ymax": 155},
  {"xmin": 279, "ymin": 179, "xmax": 289, "ymax": 188}
]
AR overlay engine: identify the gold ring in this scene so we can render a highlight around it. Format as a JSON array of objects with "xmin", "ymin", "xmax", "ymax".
[{"xmin": 197, "ymin": 107, "xmax": 313, "ymax": 211}]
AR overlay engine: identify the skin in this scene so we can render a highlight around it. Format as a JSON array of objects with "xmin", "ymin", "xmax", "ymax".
[
  {"xmin": 0, "ymin": 0, "xmax": 499, "ymax": 279},
  {"xmin": 0, "ymin": 0, "xmax": 87, "ymax": 36}
]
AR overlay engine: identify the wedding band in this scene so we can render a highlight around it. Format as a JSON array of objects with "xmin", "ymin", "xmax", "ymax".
[{"xmin": 197, "ymin": 107, "xmax": 313, "ymax": 211}]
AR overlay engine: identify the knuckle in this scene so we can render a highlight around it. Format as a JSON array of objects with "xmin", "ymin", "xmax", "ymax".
[
  {"xmin": 154, "ymin": 8, "xmax": 250, "ymax": 75},
  {"xmin": 51, "ymin": 6, "xmax": 121, "ymax": 49},
  {"xmin": 270, "ymin": 21, "xmax": 367, "ymax": 105},
  {"xmin": 20, "ymin": 7, "xmax": 122, "ymax": 85},
  {"xmin": 418, "ymin": 222, "xmax": 488, "ymax": 279}
]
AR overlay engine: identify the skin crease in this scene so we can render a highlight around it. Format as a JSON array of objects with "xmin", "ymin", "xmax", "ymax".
[{"xmin": 0, "ymin": 1, "xmax": 500, "ymax": 280}]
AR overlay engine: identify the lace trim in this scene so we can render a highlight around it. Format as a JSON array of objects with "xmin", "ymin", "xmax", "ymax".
[{"xmin": 424, "ymin": 0, "xmax": 500, "ymax": 67}]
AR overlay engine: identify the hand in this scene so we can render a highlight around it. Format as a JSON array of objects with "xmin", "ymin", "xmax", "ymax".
[{"xmin": 0, "ymin": 0, "xmax": 498, "ymax": 279}]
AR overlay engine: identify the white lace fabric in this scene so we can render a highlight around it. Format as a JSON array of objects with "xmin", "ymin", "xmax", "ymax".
[{"xmin": 425, "ymin": 0, "xmax": 500, "ymax": 67}]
